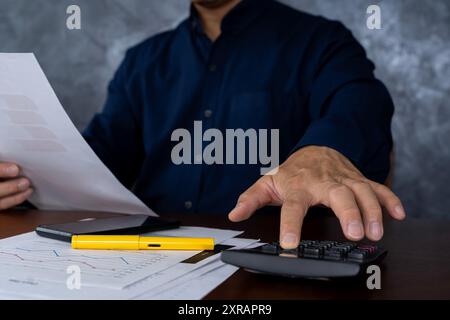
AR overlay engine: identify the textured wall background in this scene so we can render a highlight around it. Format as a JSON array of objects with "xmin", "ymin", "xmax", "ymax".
[{"xmin": 0, "ymin": 0, "xmax": 449, "ymax": 218}]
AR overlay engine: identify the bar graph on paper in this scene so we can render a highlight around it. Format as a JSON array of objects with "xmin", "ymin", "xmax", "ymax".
[{"xmin": 0, "ymin": 233, "xmax": 197, "ymax": 289}]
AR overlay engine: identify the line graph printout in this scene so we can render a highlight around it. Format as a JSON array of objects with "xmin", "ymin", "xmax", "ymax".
[
  {"xmin": 0, "ymin": 232, "xmax": 197, "ymax": 289},
  {"xmin": 0, "ymin": 237, "xmax": 258, "ymax": 300}
]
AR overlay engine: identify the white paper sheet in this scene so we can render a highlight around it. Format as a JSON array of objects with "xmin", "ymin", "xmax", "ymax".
[
  {"xmin": 0, "ymin": 230, "xmax": 256, "ymax": 300},
  {"xmin": 148, "ymin": 264, "xmax": 240, "ymax": 300},
  {"xmin": 136, "ymin": 240, "xmax": 263, "ymax": 300},
  {"xmin": 0, "ymin": 232, "xmax": 195, "ymax": 290},
  {"xmin": 0, "ymin": 53, "xmax": 155, "ymax": 215}
]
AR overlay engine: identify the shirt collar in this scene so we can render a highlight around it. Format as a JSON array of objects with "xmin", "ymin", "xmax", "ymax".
[{"xmin": 189, "ymin": 0, "xmax": 270, "ymax": 36}]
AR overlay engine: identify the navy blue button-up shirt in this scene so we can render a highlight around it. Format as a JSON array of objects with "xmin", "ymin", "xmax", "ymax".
[{"xmin": 83, "ymin": 0, "xmax": 394, "ymax": 215}]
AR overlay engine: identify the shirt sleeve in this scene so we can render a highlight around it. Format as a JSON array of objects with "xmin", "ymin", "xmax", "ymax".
[
  {"xmin": 82, "ymin": 50, "xmax": 144, "ymax": 188},
  {"xmin": 293, "ymin": 21, "xmax": 394, "ymax": 184}
]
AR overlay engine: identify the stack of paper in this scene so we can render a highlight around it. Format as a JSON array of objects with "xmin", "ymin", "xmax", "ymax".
[{"xmin": 0, "ymin": 227, "xmax": 259, "ymax": 300}]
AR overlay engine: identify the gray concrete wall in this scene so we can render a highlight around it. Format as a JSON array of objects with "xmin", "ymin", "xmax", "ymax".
[{"xmin": 1, "ymin": 0, "xmax": 449, "ymax": 219}]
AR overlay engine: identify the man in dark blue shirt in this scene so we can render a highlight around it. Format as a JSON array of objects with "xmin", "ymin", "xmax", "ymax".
[{"xmin": 0, "ymin": 0, "xmax": 406, "ymax": 249}]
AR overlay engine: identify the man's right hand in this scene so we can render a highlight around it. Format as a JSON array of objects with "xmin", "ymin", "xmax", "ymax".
[{"xmin": 0, "ymin": 162, "xmax": 33, "ymax": 210}]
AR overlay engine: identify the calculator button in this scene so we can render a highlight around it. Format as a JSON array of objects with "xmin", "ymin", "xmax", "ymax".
[
  {"xmin": 279, "ymin": 248, "xmax": 299, "ymax": 258},
  {"xmin": 260, "ymin": 245, "xmax": 278, "ymax": 254},
  {"xmin": 330, "ymin": 247, "xmax": 348, "ymax": 254},
  {"xmin": 324, "ymin": 250, "xmax": 343, "ymax": 260},
  {"xmin": 347, "ymin": 250, "xmax": 368, "ymax": 261},
  {"xmin": 332, "ymin": 245, "xmax": 352, "ymax": 254},
  {"xmin": 303, "ymin": 247, "xmax": 322, "ymax": 257},
  {"xmin": 357, "ymin": 245, "xmax": 377, "ymax": 254},
  {"xmin": 319, "ymin": 242, "xmax": 335, "ymax": 249},
  {"xmin": 341, "ymin": 242, "xmax": 357, "ymax": 249}
]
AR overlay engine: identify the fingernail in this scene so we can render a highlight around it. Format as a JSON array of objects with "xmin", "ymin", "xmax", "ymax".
[
  {"xmin": 281, "ymin": 233, "xmax": 298, "ymax": 248},
  {"xmin": 395, "ymin": 205, "xmax": 406, "ymax": 218},
  {"xmin": 347, "ymin": 220, "xmax": 364, "ymax": 238},
  {"xmin": 17, "ymin": 179, "xmax": 30, "ymax": 191},
  {"xmin": 5, "ymin": 165, "xmax": 19, "ymax": 176},
  {"xmin": 369, "ymin": 221, "xmax": 383, "ymax": 239}
]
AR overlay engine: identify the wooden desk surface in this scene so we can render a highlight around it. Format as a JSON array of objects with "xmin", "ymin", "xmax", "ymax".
[{"xmin": 1, "ymin": 209, "xmax": 450, "ymax": 299}]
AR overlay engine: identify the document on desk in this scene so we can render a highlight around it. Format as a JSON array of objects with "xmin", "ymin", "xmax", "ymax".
[
  {"xmin": 0, "ymin": 237, "xmax": 259, "ymax": 300},
  {"xmin": 0, "ymin": 53, "xmax": 155, "ymax": 215},
  {"xmin": 0, "ymin": 227, "xmax": 252, "ymax": 299},
  {"xmin": 137, "ymin": 240, "xmax": 263, "ymax": 300},
  {"xmin": 0, "ymin": 232, "xmax": 193, "ymax": 290}
]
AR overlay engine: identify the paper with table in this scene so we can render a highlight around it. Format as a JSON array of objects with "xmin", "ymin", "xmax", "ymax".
[
  {"xmin": 0, "ymin": 53, "xmax": 155, "ymax": 215},
  {"xmin": 0, "ymin": 227, "xmax": 259, "ymax": 299}
]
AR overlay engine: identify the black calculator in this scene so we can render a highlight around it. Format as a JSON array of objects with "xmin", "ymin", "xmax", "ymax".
[{"xmin": 221, "ymin": 240, "xmax": 387, "ymax": 279}]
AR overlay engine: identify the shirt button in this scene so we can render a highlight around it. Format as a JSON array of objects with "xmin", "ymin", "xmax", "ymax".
[
  {"xmin": 204, "ymin": 109, "xmax": 213, "ymax": 118},
  {"xmin": 208, "ymin": 64, "xmax": 217, "ymax": 72},
  {"xmin": 184, "ymin": 201, "xmax": 193, "ymax": 210}
]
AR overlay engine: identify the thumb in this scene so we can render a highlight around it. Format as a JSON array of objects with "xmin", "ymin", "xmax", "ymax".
[{"xmin": 228, "ymin": 177, "xmax": 278, "ymax": 222}]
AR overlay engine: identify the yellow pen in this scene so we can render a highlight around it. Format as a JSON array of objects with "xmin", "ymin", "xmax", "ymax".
[{"xmin": 71, "ymin": 235, "xmax": 215, "ymax": 251}]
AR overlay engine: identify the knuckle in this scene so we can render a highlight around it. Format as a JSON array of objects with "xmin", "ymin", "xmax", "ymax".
[
  {"xmin": 362, "ymin": 177, "xmax": 374, "ymax": 185},
  {"xmin": 0, "ymin": 163, "xmax": 17, "ymax": 177},
  {"xmin": 341, "ymin": 207, "xmax": 360, "ymax": 217},
  {"xmin": 365, "ymin": 206, "xmax": 382, "ymax": 217},
  {"xmin": 0, "ymin": 199, "xmax": 7, "ymax": 210},
  {"xmin": 285, "ymin": 179, "xmax": 299, "ymax": 190},
  {"xmin": 295, "ymin": 168, "xmax": 310, "ymax": 179},
  {"xmin": 366, "ymin": 203, "xmax": 382, "ymax": 212},
  {"xmin": 286, "ymin": 177, "xmax": 305, "ymax": 191},
  {"xmin": 349, "ymin": 180, "xmax": 370, "ymax": 190},
  {"xmin": 237, "ymin": 193, "xmax": 250, "ymax": 204},
  {"xmin": 286, "ymin": 197, "xmax": 306, "ymax": 209},
  {"xmin": 374, "ymin": 182, "xmax": 392, "ymax": 194},
  {"xmin": 387, "ymin": 188, "xmax": 400, "ymax": 202},
  {"xmin": 1, "ymin": 181, "xmax": 17, "ymax": 195},
  {"xmin": 328, "ymin": 184, "xmax": 350, "ymax": 199},
  {"xmin": 377, "ymin": 184, "xmax": 401, "ymax": 204},
  {"xmin": 13, "ymin": 193, "xmax": 26, "ymax": 204},
  {"xmin": 388, "ymin": 197, "xmax": 402, "ymax": 208}
]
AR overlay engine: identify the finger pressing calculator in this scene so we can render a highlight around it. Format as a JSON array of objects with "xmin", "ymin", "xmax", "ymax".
[{"xmin": 221, "ymin": 240, "xmax": 387, "ymax": 279}]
